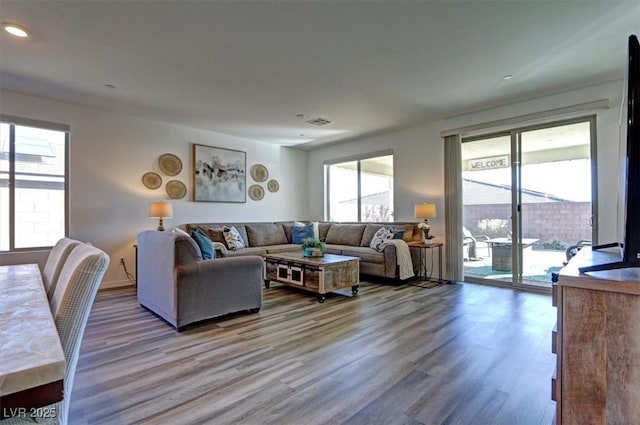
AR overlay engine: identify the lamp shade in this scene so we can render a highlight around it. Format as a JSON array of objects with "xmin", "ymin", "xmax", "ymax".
[
  {"xmin": 415, "ymin": 203, "xmax": 436, "ymax": 220},
  {"xmin": 148, "ymin": 201, "xmax": 173, "ymax": 219}
]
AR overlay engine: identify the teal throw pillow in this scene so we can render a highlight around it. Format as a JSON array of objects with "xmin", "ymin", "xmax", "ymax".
[
  {"xmin": 392, "ymin": 229, "xmax": 405, "ymax": 240},
  {"xmin": 191, "ymin": 229, "xmax": 215, "ymax": 260},
  {"xmin": 292, "ymin": 224, "xmax": 314, "ymax": 244}
]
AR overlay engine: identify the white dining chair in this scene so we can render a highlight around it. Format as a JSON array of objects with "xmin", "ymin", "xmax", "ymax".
[
  {"xmin": 42, "ymin": 237, "xmax": 82, "ymax": 301},
  {"xmin": 2, "ymin": 243, "xmax": 109, "ymax": 425}
]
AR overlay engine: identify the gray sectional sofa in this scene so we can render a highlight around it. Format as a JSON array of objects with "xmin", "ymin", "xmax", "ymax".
[
  {"xmin": 185, "ymin": 221, "xmax": 422, "ymax": 279},
  {"xmin": 137, "ymin": 230, "xmax": 264, "ymax": 331}
]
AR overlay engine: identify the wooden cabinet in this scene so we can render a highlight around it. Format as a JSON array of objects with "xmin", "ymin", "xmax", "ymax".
[{"xmin": 552, "ymin": 247, "xmax": 640, "ymax": 425}]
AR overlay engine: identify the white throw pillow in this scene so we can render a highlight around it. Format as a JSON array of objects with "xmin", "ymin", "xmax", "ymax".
[
  {"xmin": 172, "ymin": 227, "xmax": 190, "ymax": 237},
  {"xmin": 223, "ymin": 226, "xmax": 245, "ymax": 250},
  {"xmin": 369, "ymin": 227, "xmax": 393, "ymax": 251}
]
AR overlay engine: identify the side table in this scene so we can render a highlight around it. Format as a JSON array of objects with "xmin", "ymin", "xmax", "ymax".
[{"xmin": 407, "ymin": 241, "xmax": 447, "ymax": 284}]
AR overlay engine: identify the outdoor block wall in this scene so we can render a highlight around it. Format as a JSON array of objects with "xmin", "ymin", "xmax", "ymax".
[
  {"xmin": 464, "ymin": 202, "xmax": 592, "ymax": 248},
  {"xmin": 0, "ymin": 188, "xmax": 65, "ymax": 250}
]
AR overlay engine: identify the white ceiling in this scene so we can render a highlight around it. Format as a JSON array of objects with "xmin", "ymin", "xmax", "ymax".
[{"xmin": 0, "ymin": 1, "xmax": 638, "ymax": 150}]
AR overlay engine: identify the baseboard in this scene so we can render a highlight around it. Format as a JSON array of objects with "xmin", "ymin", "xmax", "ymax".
[{"xmin": 100, "ymin": 279, "xmax": 134, "ymax": 291}]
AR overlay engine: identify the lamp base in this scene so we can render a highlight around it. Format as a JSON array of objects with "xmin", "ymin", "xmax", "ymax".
[{"xmin": 157, "ymin": 218, "xmax": 165, "ymax": 232}]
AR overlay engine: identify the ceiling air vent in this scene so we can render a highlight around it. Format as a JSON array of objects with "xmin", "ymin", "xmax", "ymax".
[{"xmin": 305, "ymin": 117, "xmax": 332, "ymax": 126}]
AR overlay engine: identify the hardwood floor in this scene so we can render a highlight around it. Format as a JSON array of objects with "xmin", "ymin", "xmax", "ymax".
[{"xmin": 69, "ymin": 281, "xmax": 557, "ymax": 425}]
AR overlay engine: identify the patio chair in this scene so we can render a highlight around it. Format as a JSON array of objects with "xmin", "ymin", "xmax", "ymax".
[
  {"xmin": 565, "ymin": 239, "xmax": 592, "ymax": 263},
  {"xmin": 463, "ymin": 227, "xmax": 491, "ymax": 260}
]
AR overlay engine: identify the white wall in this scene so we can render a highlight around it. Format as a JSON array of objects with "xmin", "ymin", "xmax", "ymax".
[
  {"xmin": 308, "ymin": 121, "xmax": 445, "ymax": 230},
  {"xmin": 307, "ymin": 81, "xmax": 624, "ymax": 279},
  {"xmin": 0, "ymin": 90, "xmax": 309, "ymax": 287}
]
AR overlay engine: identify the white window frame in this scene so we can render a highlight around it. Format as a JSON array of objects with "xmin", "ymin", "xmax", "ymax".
[
  {"xmin": 324, "ymin": 149, "xmax": 394, "ymax": 222},
  {"xmin": 0, "ymin": 114, "xmax": 70, "ymax": 252}
]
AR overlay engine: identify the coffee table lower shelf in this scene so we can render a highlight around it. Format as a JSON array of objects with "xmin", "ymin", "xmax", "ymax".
[{"xmin": 263, "ymin": 252, "xmax": 360, "ymax": 303}]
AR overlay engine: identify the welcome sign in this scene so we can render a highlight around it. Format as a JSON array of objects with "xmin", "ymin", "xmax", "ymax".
[{"xmin": 468, "ymin": 155, "xmax": 510, "ymax": 170}]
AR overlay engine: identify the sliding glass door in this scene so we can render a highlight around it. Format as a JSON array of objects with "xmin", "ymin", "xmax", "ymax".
[{"xmin": 461, "ymin": 118, "xmax": 595, "ymax": 289}]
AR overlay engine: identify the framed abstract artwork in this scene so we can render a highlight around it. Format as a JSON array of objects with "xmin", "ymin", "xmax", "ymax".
[{"xmin": 192, "ymin": 144, "xmax": 246, "ymax": 202}]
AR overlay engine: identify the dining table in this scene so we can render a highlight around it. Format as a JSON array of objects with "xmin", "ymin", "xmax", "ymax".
[{"xmin": 0, "ymin": 263, "xmax": 65, "ymax": 419}]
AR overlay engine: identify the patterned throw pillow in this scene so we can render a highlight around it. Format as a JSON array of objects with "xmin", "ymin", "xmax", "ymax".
[
  {"xmin": 369, "ymin": 227, "xmax": 393, "ymax": 251},
  {"xmin": 223, "ymin": 226, "xmax": 245, "ymax": 250},
  {"xmin": 292, "ymin": 223, "xmax": 314, "ymax": 244}
]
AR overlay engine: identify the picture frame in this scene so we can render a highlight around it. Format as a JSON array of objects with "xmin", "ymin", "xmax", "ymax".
[{"xmin": 192, "ymin": 144, "xmax": 246, "ymax": 202}]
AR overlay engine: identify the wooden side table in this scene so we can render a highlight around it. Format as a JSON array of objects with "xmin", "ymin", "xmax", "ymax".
[{"xmin": 407, "ymin": 241, "xmax": 446, "ymax": 283}]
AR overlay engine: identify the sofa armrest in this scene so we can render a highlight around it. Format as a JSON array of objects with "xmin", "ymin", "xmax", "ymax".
[
  {"xmin": 381, "ymin": 244, "xmax": 398, "ymax": 277},
  {"xmin": 178, "ymin": 255, "xmax": 263, "ymax": 278}
]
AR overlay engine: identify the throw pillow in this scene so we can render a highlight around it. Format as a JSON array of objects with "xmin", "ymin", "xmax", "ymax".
[
  {"xmin": 369, "ymin": 227, "xmax": 393, "ymax": 251},
  {"xmin": 294, "ymin": 221, "xmax": 320, "ymax": 240},
  {"xmin": 191, "ymin": 229, "xmax": 215, "ymax": 260},
  {"xmin": 223, "ymin": 226, "xmax": 245, "ymax": 250},
  {"xmin": 173, "ymin": 227, "xmax": 190, "ymax": 237},
  {"xmin": 292, "ymin": 223, "xmax": 314, "ymax": 244},
  {"xmin": 392, "ymin": 229, "xmax": 405, "ymax": 240},
  {"xmin": 312, "ymin": 221, "xmax": 320, "ymax": 240}
]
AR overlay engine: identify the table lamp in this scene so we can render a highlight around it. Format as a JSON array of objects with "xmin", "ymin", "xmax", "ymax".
[
  {"xmin": 415, "ymin": 203, "xmax": 436, "ymax": 224},
  {"xmin": 415, "ymin": 203, "xmax": 436, "ymax": 242},
  {"xmin": 149, "ymin": 201, "xmax": 173, "ymax": 231}
]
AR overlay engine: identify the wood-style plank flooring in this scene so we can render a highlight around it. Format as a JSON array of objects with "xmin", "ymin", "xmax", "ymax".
[{"xmin": 69, "ymin": 281, "xmax": 557, "ymax": 425}]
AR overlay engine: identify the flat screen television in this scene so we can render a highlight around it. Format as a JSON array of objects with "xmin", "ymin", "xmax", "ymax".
[{"xmin": 580, "ymin": 34, "xmax": 640, "ymax": 273}]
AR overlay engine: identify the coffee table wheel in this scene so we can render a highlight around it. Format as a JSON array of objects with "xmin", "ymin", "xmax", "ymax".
[
  {"xmin": 318, "ymin": 295, "xmax": 326, "ymax": 303},
  {"xmin": 264, "ymin": 280, "xmax": 270, "ymax": 289},
  {"xmin": 352, "ymin": 285, "xmax": 359, "ymax": 295}
]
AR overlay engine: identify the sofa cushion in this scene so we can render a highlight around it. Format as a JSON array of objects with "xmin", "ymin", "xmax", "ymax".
[
  {"xmin": 318, "ymin": 222, "xmax": 332, "ymax": 241},
  {"xmin": 360, "ymin": 224, "xmax": 387, "ymax": 247},
  {"xmin": 175, "ymin": 234, "xmax": 203, "ymax": 265},
  {"xmin": 264, "ymin": 244, "xmax": 301, "ymax": 254},
  {"xmin": 222, "ymin": 247, "xmax": 267, "ymax": 257},
  {"xmin": 292, "ymin": 223, "xmax": 314, "ymax": 244},
  {"xmin": 191, "ymin": 229, "xmax": 215, "ymax": 260},
  {"xmin": 339, "ymin": 246, "xmax": 385, "ymax": 264},
  {"xmin": 246, "ymin": 223, "xmax": 288, "ymax": 246},
  {"xmin": 323, "ymin": 245, "xmax": 343, "ymax": 255},
  {"xmin": 187, "ymin": 225, "xmax": 226, "ymax": 245},
  {"xmin": 187, "ymin": 224, "xmax": 249, "ymax": 247},
  {"xmin": 278, "ymin": 222, "xmax": 296, "ymax": 243},
  {"xmin": 393, "ymin": 224, "xmax": 415, "ymax": 242},
  {"xmin": 324, "ymin": 224, "xmax": 366, "ymax": 246}
]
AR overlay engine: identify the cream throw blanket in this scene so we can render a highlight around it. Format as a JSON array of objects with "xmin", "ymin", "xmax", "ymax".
[{"xmin": 380, "ymin": 239, "xmax": 415, "ymax": 280}]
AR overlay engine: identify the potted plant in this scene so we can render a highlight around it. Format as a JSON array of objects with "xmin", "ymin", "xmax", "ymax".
[
  {"xmin": 418, "ymin": 221, "xmax": 435, "ymax": 244},
  {"xmin": 301, "ymin": 237, "xmax": 326, "ymax": 257}
]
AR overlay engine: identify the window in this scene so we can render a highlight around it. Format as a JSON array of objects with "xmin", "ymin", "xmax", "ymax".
[
  {"xmin": 325, "ymin": 152, "xmax": 394, "ymax": 222},
  {"xmin": 0, "ymin": 118, "xmax": 69, "ymax": 251}
]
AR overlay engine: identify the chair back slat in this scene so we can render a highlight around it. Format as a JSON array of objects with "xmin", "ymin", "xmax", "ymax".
[{"xmin": 43, "ymin": 238, "xmax": 82, "ymax": 300}]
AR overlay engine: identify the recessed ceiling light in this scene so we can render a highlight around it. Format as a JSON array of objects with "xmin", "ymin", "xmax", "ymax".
[
  {"xmin": 502, "ymin": 74, "xmax": 513, "ymax": 80},
  {"xmin": 3, "ymin": 23, "xmax": 29, "ymax": 38}
]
